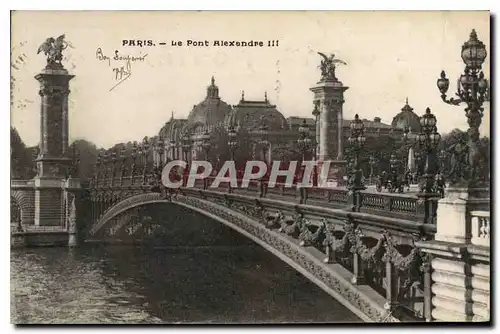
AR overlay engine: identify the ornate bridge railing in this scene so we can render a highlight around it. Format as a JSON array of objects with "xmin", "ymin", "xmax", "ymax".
[
  {"xmin": 88, "ymin": 186, "xmax": 436, "ymax": 322},
  {"xmin": 89, "ymin": 174, "xmax": 439, "ymax": 225}
]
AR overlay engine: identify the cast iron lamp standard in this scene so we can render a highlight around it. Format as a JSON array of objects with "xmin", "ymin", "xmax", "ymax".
[
  {"xmin": 347, "ymin": 114, "xmax": 366, "ymax": 212},
  {"xmin": 437, "ymin": 29, "xmax": 490, "ymax": 187},
  {"xmin": 417, "ymin": 107, "xmax": 442, "ymax": 224},
  {"xmin": 201, "ymin": 130, "xmax": 211, "ymax": 189},
  {"xmin": 141, "ymin": 137, "xmax": 150, "ymax": 185},
  {"xmin": 258, "ymin": 119, "xmax": 270, "ymax": 196},
  {"xmin": 312, "ymin": 103, "xmax": 320, "ymax": 186},
  {"xmin": 297, "ymin": 119, "xmax": 313, "ymax": 188},
  {"xmin": 402, "ymin": 125, "xmax": 419, "ymax": 185},
  {"xmin": 228, "ymin": 124, "xmax": 238, "ymax": 193},
  {"xmin": 348, "ymin": 114, "xmax": 367, "ymax": 286},
  {"xmin": 110, "ymin": 150, "xmax": 117, "ymax": 188},
  {"xmin": 118, "ymin": 146, "xmax": 126, "ymax": 186},
  {"xmin": 130, "ymin": 141, "xmax": 138, "ymax": 185},
  {"xmin": 368, "ymin": 155, "xmax": 377, "ymax": 185},
  {"xmin": 181, "ymin": 133, "xmax": 192, "ymax": 186}
]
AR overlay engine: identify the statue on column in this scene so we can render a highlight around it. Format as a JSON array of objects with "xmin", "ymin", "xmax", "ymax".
[
  {"xmin": 37, "ymin": 34, "xmax": 68, "ymax": 68},
  {"xmin": 317, "ymin": 52, "xmax": 347, "ymax": 81}
]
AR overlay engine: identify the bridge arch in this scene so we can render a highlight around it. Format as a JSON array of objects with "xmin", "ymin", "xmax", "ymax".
[
  {"xmin": 89, "ymin": 192, "xmax": 390, "ymax": 322},
  {"xmin": 10, "ymin": 189, "xmax": 35, "ymax": 225}
]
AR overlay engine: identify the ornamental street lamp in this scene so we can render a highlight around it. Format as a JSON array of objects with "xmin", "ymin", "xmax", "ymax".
[
  {"xmin": 402, "ymin": 125, "xmax": 419, "ymax": 171},
  {"xmin": 131, "ymin": 141, "xmax": 138, "ymax": 184},
  {"xmin": 142, "ymin": 137, "xmax": 150, "ymax": 184},
  {"xmin": 417, "ymin": 108, "xmax": 441, "ymax": 194},
  {"xmin": 110, "ymin": 150, "xmax": 117, "ymax": 187},
  {"xmin": 182, "ymin": 133, "xmax": 192, "ymax": 163},
  {"xmin": 228, "ymin": 124, "xmax": 238, "ymax": 162},
  {"xmin": 201, "ymin": 130, "xmax": 211, "ymax": 161},
  {"xmin": 258, "ymin": 118, "xmax": 270, "ymax": 164},
  {"xmin": 119, "ymin": 146, "xmax": 126, "ymax": 181},
  {"xmin": 312, "ymin": 101, "xmax": 320, "ymax": 161},
  {"xmin": 368, "ymin": 155, "xmax": 377, "ymax": 185},
  {"xmin": 169, "ymin": 139, "xmax": 176, "ymax": 161},
  {"xmin": 157, "ymin": 137, "xmax": 165, "ymax": 169},
  {"xmin": 437, "ymin": 29, "xmax": 489, "ymax": 187},
  {"xmin": 297, "ymin": 119, "xmax": 313, "ymax": 187},
  {"xmin": 200, "ymin": 130, "xmax": 211, "ymax": 189},
  {"xmin": 102, "ymin": 151, "xmax": 109, "ymax": 181},
  {"xmin": 347, "ymin": 114, "xmax": 367, "ymax": 210},
  {"xmin": 298, "ymin": 119, "xmax": 313, "ymax": 162}
]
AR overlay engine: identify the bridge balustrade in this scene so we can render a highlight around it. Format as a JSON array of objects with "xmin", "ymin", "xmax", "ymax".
[
  {"xmin": 89, "ymin": 174, "xmax": 438, "ymax": 225},
  {"xmin": 471, "ymin": 211, "xmax": 490, "ymax": 248}
]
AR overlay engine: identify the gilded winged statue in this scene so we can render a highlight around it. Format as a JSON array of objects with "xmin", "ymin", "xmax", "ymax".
[
  {"xmin": 37, "ymin": 34, "xmax": 68, "ymax": 66},
  {"xmin": 317, "ymin": 52, "xmax": 347, "ymax": 80}
]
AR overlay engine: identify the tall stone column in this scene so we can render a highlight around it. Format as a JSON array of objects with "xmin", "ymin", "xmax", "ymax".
[
  {"xmin": 310, "ymin": 77, "xmax": 348, "ymax": 185},
  {"xmin": 33, "ymin": 62, "xmax": 74, "ymax": 226}
]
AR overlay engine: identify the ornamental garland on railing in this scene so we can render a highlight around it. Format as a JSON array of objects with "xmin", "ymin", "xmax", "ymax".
[
  {"xmin": 278, "ymin": 212, "xmax": 302, "ymax": 237},
  {"xmin": 298, "ymin": 217, "xmax": 325, "ymax": 247},
  {"xmin": 322, "ymin": 218, "xmax": 354, "ymax": 255}
]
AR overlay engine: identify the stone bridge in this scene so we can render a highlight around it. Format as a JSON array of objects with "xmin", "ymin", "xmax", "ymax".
[{"xmin": 86, "ymin": 175, "xmax": 441, "ymax": 322}]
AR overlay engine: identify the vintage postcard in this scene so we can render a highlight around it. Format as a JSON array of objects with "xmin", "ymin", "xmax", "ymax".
[{"xmin": 10, "ymin": 11, "xmax": 490, "ymax": 324}]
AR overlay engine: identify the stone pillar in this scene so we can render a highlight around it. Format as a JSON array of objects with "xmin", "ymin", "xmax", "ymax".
[
  {"xmin": 435, "ymin": 187, "xmax": 489, "ymax": 244},
  {"xmin": 310, "ymin": 80, "xmax": 348, "ymax": 185},
  {"xmin": 33, "ymin": 66, "xmax": 74, "ymax": 226},
  {"xmin": 416, "ymin": 186, "xmax": 490, "ymax": 322}
]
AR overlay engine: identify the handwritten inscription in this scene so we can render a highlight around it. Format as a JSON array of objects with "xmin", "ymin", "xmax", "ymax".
[{"xmin": 95, "ymin": 48, "xmax": 148, "ymax": 91}]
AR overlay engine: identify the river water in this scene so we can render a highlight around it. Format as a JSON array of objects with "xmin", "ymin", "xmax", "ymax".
[{"xmin": 11, "ymin": 207, "xmax": 361, "ymax": 324}]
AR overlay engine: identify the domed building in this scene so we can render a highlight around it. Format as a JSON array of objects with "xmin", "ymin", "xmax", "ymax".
[
  {"xmin": 225, "ymin": 92, "xmax": 289, "ymax": 132},
  {"xmin": 150, "ymin": 76, "xmax": 407, "ymax": 168},
  {"xmin": 391, "ymin": 98, "xmax": 421, "ymax": 133},
  {"xmin": 186, "ymin": 76, "xmax": 232, "ymax": 133}
]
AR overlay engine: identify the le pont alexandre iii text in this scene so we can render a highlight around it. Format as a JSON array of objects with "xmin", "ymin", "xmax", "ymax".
[{"xmin": 121, "ymin": 39, "xmax": 280, "ymax": 47}]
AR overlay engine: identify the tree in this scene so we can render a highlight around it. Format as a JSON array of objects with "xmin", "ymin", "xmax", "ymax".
[
  {"xmin": 11, "ymin": 127, "xmax": 36, "ymax": 179},
  {"xmin": 68, "ymin": 139, "xmax": 100, "ymax": 182}
]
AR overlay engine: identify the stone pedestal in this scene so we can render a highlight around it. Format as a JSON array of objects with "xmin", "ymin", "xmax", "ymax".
[
  {"xmin": 34, "ymin": 177, "xmax": 64, "ymax": 226},
  {"xmin": 416, "ymin": 186, "xmax": 490, "ymax": 322},
  {"xmin": 33, "ymin": 65, "xmax": 75, "ymax": 227},
  {"xmin": 435, "ymin": 187, "xmax": 490, "ymax": 244}
]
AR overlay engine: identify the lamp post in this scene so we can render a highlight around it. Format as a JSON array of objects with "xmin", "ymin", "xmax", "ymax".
[
  {"xmin": 110, "ymin": 150, "xmax": 117, "ymax": 187},
  {"xmin": 228, "ymin": 124, "xmax": 238, "ymax": 162},
  {"xmin": 312, "ymin": 101, "xmax": 320, "ymax": 161},
  {"xmin": 258, "ymin": 118, "xmax": 270, "ymax": 165},
  {"xmin": 130, "ymin": 141, "xmax": 137, "ymax": 184},
  {"xmin": 347, "ymin": 114, "xmax": 366, "ymax": 210},
  {"xmin": 93, "ymin": 154, "xmax": 101, "ymax": 189},
  {"xmin": 201, "ymin": 130, "xmax": 211, "ymax": 189},
  {"xmin": 437, "ymin": 29, "xmax": 489, "ymax": 187},
  {"xmin": 142, "ymin": 137, "xmax": 150, "ymax": 184},
  {"xmin": 169, "ymin": 139, "xmax": 176, "ymax": 161},
  {"xmin": 297, "ymin": 119, "xmax": 313, "ymax": 185},
  {"xmin": 417, "ymin": 108, "xmax": 441, "ymax": 194},
  {"xmin": 415, "ymin": 107, "xmax": 441, "ymax": 225},
  {"xmin": 181, "ymin": 133, "xmax": 192, "ymax": 187},
  {"xmin": 368, "ymin": 155, "xmax": 377, "ymax": 185},
  {"xmin": 228, "ymin": 124, "xmax": 238, "ymax": 193},
  {"xmin": 119, "ymin": 146, "xmax": 126, "ymax": 185}
]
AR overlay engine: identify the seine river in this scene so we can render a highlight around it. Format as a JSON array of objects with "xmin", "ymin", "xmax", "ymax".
[{"xmin": 11, "ymin": 206, "xmax": 361, "ymax": 324}]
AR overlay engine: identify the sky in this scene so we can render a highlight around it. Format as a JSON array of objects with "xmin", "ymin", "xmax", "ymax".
[{"xmin": 10, "ymin": 11, "xmax": 490, "ymax": 149}]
